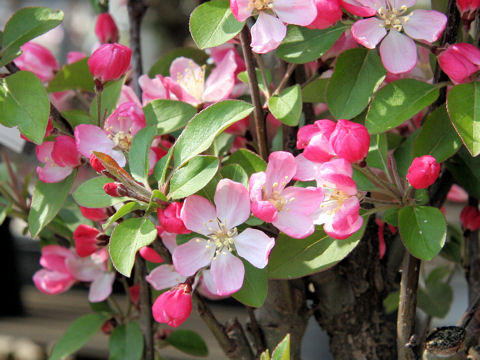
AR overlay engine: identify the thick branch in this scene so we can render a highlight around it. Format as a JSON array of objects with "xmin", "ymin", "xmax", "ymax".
[
  {"xmin": 239, "ymin": 26, "xmax": 268, "ymax": 161},
  {"xmin": 127, "ymin": 0, "xmax": 147, "ymax": 99},
  {"xmin": 136, "ymin": 256, "xmax": 154, "ymax": 360}
]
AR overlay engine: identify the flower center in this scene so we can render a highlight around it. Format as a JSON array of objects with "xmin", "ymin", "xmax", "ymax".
[
  {"xmin": 203, "ymin": 219, "xmax": 238, "ymax": 255},
  {"xmin": 321, "ymin": 189, "xmax": 350, "ymax": 215},
  {"xmin": 249, "ymin": 0, "xmax": 274, "ymax": 12},
  {"xmin": 377, "ymin": 5, "xmax": 409, "ymax": 32},
  {"xmin": 110, "ymin": 131, "xmax": 132, "ymax": 151},
  {"xmin": 175, "ymin": 61, "xmax": 205, "ymax": 102}
]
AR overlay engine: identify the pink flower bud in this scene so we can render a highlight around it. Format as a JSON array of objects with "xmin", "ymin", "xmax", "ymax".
[
  {"xmin": 51, "ymin": 136, "xmax": 81, "ymax": 168},
  {"xmin": 90, "ymin": 153, "xmax": 106, "ymax": 173},
  {"xmin": 14, "ymin": 42, "xmax": 59, "ymax": 82},
  {"xmin": 297, "ymin": 120, "xmax": 336, "ymax": 163},
  {"xmin": 139, "ymin": 246, "xmax": 164, "ymax": 263},
  {"xmin": 157, "ymin": 202, "xmax": 191, "ymax": 234},
  {"xmin": 101, "ymin": 319, "xmax": 116, "ymax": 335},
  {"xmin": 87, "ymin": 43, "xmax": 131, "ymax": 84},
  {"xmin": 80, "ymin": 206, "xmax": 109, "ymax": 221},
  {"xmin": 129, "ymin": 284, "xmax": 140, "ymax": 306},
  {"xmin": 73, "ymin": 224, "xmax": 100, "ymax": 257},
  {"xmin": 457, "ymin": 0, "xmax": 480, "ymax": 19},
  {"xmin": 329, "ymin": 119, "xmax": 370, "ymax": 163},
  {"xmin": 95, "ymin": 13, "xmax": 119, "ymax": 44},
  {"xmin": 438, "ymin": 43, "xmax": 480, "ymax": 84},
  {"xmin": 307, "ymin": 0, "xmax": 343, "ymax": 29},
  {"xmin": 66, "ymin": 51, "xmax": 86, "ymax": 64},
  {"xmin": 103, "ymin": 182, "xmax": 121, "ymax": 197},
  {"xmin": 460, "ymin": 205, "xmax": 480, "ymax": 231},
  {"xmin": 152, "ymin": 283, "xmax": 192, "ymax": 327},
  {"xmin": 406, "ymin": 155, "xmax": 441, "ymax": 189}
]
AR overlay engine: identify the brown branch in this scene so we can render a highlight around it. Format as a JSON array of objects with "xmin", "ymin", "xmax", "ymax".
[
  {"xmin": 247, "ymin": 306, "xmax": 266, "ymax": 356},
  {"xmin": 239, "ymin": 25, "xmax": 268, "ymax": 161},
  {"xmin": 127, "ymin": 0, "xmax": 147, "ymax": 99},
  {"xmin": 136, "ymin": 256, "xmax": 154, "ymax": 360}
]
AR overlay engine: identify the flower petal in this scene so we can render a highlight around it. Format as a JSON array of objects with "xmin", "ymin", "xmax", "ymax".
[
  {"xmin": 265, "ymin": 151, "xmax": 296, "ymax": 194},
  {"xmin": 324, "ymin": 197, "xmax": 363, "ymax": 239},
  {"xmin": 36, "ymin": 163, "xmax": 73, "ymax": 183},
  {"xmin": 281, "ymin": 186, "xmax": 324, "ymax": 215},
  {"xmin": 172, "ymin": 238, "xmax": 215, "ymax": 276},
  {"xmin": 294, "ymin": 154, "xmax": 320, "ymax": 181},
  {"xmin": 89, "ymin": 272, "xmax": 115, "ymax": 302},
  {"xmin": 211, "ymin": 250, "xmax": 245, "ymax": 296},
  {"xmin": 33, "ymin": 269, "xmax": 75, "ymax": 295},
  {"xmin": 379, "ymin": 30, "xmax": 417, "ymax": 74},
  {"xmin": 146, "ymin": 264, "xmax": 187, "ymax": 291},
  {"xmin": 251, "ymin": 13, "xmax": 287, "ymax": 54},
  {"xmin": 235, "ymin": 228, "xmax": 275, "ymax": 268},
  {"xmin": 203, "ymin": 50, "xmax": 237, "ymax": 102},
  {"xmin": 181, "ymin": 195, "xmax": 219, "ymax": 236},
  {"xmin": 214, "ymin": 179, "xmax": 250, "ymax": 229},
  {"xmin": 274, "ymin": 0, "xmax": 318, "ymax": 26},
  {"xmin": 403, "ymin": 10, "xmax": 447, "ymax": 43},
  {"xmin": 230, "ymin": 0, "xmax": 253, "ymax": 21},
  {"xmin": 351, "ymin": 18, "xmax": 387, "ymax": 49},
  {"xmin": 274, "ymin": 211, "xmax": 316, "ymax": 238}
]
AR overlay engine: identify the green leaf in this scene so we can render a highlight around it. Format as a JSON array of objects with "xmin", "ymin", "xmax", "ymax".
[
  {"xmin": 268, "ymin": 224, "xmax": 365, "ymax": 279},
  {"xmin": 49, "ymin": 313, "xmax": 108, "ymax": 360},
  {"xmin": 224, "ymin": 149, "xmax": 267, "ymax": 175},
  {"xmin": 220, "ymin": 164, "xmax": 248, "ymax": 187},
  {"xmin": 169, "ymin": 156, "xmax": 219, "ymax": 200},
  {"xmin": 393, "ymin": 129, "xmax": 420, "ymax": 178},
  {"xmin": 109, "ymin": 217, "xmax": 157, "ymax": 277},
  {"xmin": 90, "ymin": 79, "xmax": 124, "ymax": 124},
  {"xmin": 352, "ymin": 168, "xmax": 375, "ymax": 191},
  {"xmin": 268, "ymin": 85, "xmax": 302, "ymax": 126},
  {"xmin": 148, "ymin": 48, "xmax": 208, "ymax": 77},
  {"xmin": 154, "ymin": 147, "xmax": 174, "ymax": 185},
  {"xmin": 62, "ymin": 109, "xmax": 93, "ymax": 127},
  {"xmin": 238, "ymin": 68, "xmax": 272, "ymax": 96},
  {"xmin": 103, "ymin": 202, "xmax": 144, "ymax": 229},
  {"xmin": 173, "ymin": 100, "xmax": 253, "ymax": 168},
  {"xmin": 109, "ymin": 322, "xmax": 144, "ymax": 360},
  {"xmin": 418, "ymin": 279, "xmax": 453, "ymax": 318},
  {"xmin": 0, "ymin": 200, "xmax": 12, "ymax": 226},
  {"xmin": 276, "ymin": 24, "xmax": 346, "ymax": 64},
  {"xmin": 398, "ymin": 206, "xmax": 446, "ymax": 261},
  {"xmin": 367, "ymin": 133, "xmax": 388, "ymax": 172},
  {"xmin": 129, "ymin": 126, "xmax": 157, "ymax": 184},
  {"xmin": 1, "ymin": 7, "xmax": 64, "ymax": 67},
  {"xmin": 272, "ymin": 334, "xmax": 290, "ymax": 360},
  {"xmin": 165, "ymin": 330, "xmax": 208, "ymax": 357},
  {"xmin": 28, "ymin": 172, "xmax": 76, "ymax": 237},
  {"xmin": 446, "ymin": 82, "xmax": 480, "ymax": 156},
  {"xmin": 211, "ymin": 132, "xmax": 236, "ymax": 157},
  {"xmin": 47, "ymin": 58, "xmax": 95, "ymax": 92},
  {"xmin": 189, "ymin": 0, "xmax": 244, "ymax": 49},
  {"xmin": 0, "ymin": 71, "xmax": 50, "ymax": 144},
  {"xmin": 383, "ymin": 208, "xmax": 399, "ymax": 227},
  {"xmin": 233, "ymin": 260, "xmax": 267, "ymax": 307},
  {"xmin": 73, "ymin": 176, "xmax": 128, "ymax": 208},
  {"xmin": 143, "ymin": 99, "xmax": 196, "ymax": 135},
  {"xmin": 327, "ymin": 48, "xmax": 386, "ymax": 120},
  {"xmin": 366, "ymin": 79, "xmax": 439, "ymax": 134},
  {"xmin": 414, "ymin": 105, "xmax": 462, "ymax": 162},
  {"xmin": 302, "ymin": 78, "xmax": 328, "ymax": 103}
]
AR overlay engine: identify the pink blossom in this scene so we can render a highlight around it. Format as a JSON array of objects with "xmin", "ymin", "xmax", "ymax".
[
  {"xmin": 73, "ymin": 224, "xmax": 100, "ymax": 257},
  {"xmin": 88, "ymin": 43, "xmax": 131, "ymax": 83},
  {"xmin": 164, "ymin": 51, "xmax": 237, "ymax": 106},
  {"xmin": 36, "ymin": 136, "xmax": 81, "ymax": 183},
  {"xmin": 323, "ymin": 29, "xmax": 358, "ymax": 60},
  {"xmin": 152, "ymin": 283, "xmax": 192, "ymax": 327},
  {"xmin": 173, "ymin": 179, "xmax": 275, "ymax": 296},
  {"xmin": 350, "ymin": 0, "xmax": 447, "ymax": 74},
  {"xmin": 146, "ymin": 264, "xmax": 187, "ymax": 291},
  {"xmin": 139, "ymin": 247, "xmax": 164, "ymax": 263},
  {"xmin": 250, "ymin": 151, "xmax": 324, "ymax": 238},
  {"xmin": 139, "ymin": 74, "xmax": 171, "ymax": 105},
  {"xmin": 66, "ymin": 51, "xmax": 86, "ymax": 64},
  {"xmin": 297, "ymin": 120, "xmax": 336, "ymax": 163},
  {"xmin": 14, "ymin": 42, "xmax": 59, "ymax": 82},
  {"xmin": 406, "ymin": 155, "xmax": 440, "ymax": 189},
  {"xmin": 329, "ymin": 119, "xmax": 370, "ymax": 163},
  {"xmin": 80, "ymin": 206, "xmax": 109, "ymax": 221},
  {"xmin": 33, "ymin": 245, "xmax": 76, "ymax": 295},
  {"xmin": 460, "ymin": 205, "xmax": 480, "ymax": 231},
  {"xmin": 447, "ymin": 184, "xmax": 468, "ymax": 202},
  {"xmin": 231, "ymin": 0, "xmax": 317, "ymax": 53},
  {"xmin": 312, "ymin": 159, "xmax": 363, "ymax": 239},
  {"xmin": 307, "ymin": 0, "xmax": 343, "ymax": 29},
  {"xmin": 157, "ymin": 202, "xmax": 191, "ymax": 234},
  {"xmin": 95, "ymin": 13, "xmax": 119, "ymax": 44},
  {"xmin": 457, "ymin": 0, "xmax": 480, "ymax": 20},
  {"xmin": 438, "ymin": 43, "xmax": 480, "ymax": 84},
  {"xmin": 118, "ymin": 85, "xmax": 142, "ymax": 106}
]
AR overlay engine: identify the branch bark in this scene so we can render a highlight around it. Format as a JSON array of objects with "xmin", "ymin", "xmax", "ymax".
[
  {"xmin": 127, "ymin": 0, "xmax": 147, "ymax": 99},
  {"xmin": 136, "ymin": 256, "xmax": 154, "ymax": 360}
]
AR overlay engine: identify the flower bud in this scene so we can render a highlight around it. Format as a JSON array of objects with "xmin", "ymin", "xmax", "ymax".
[
  {"xmin": 73, "ymin": 224, "xmax": 100, "ymax": 257},
  {"xmin": 297, "ymin": 120, "xmax": 336, "ymax": 163},
  {"xmin": 14, "ymin": 42, "xmax": 59, "ymax": 82},
  {"xmin": 460, "ymin": 205, "xmax": 480, "ymax": 231},
  {"xmin": 152, "ymin": 283, "xmax": 192, "ymax": 327},
  {"xmin": 139, "ymin": 246, "xmax": 164, "ymax": 263},
  {"xmin": 157, "ymin": 202, "xmax": 191, "ymax": 234},
  {"xmin": 80, "ymin": 206, "xmax": 109, "ymax": 221},
  {"xmin": 95, "ymin": 13, "xmax": 119, "ymax": 44},
  {"xmin": 438, "ymin": 43, "xmax": 480, "ymax": 84},
  {"xmin": 90, "ymin": 153, "xmax": 106, "ymax": 173},
  {"xmin": 406, "ymin": 155, "xmax": 441, "ymax": 189},
  {"xmin": 103, "ymin": 182, "xmax": 124, "ymax": 197},
  {"xmin": 329, "ymin": 119, "xmax": 370, "ymax": 163},
  {"xmin": 87, "ymin": 43, "xmax": 131, "ymax": 84},
  {"xmin": 307, "ymin": 0, "xmax": 343, "ymax": 29},
  {"xmin": 457, "ymin": 0, "xmax": 480, "ymax": 20}
]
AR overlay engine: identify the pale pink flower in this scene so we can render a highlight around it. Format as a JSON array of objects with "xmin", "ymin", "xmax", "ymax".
[
  {"xmin": 322, "ymin": 29, "xmax": 358, "ymax": 61},
  {"xmin": 312, "ymin": 159, "xmax": 363, "ymax": 239},
  {"xmin": 249, "ymin": 151, "xmax": 324, "ymax": 238},
  {"xmin": 447, "ymin": 184, "xmax": 468, "ymax": 202},
  {"xmin": 164, "ymin": 51, "xmax": 237, "ymax": 107},
  {"xmin": 146, "ymin": 264, "xmax": 187, "ymax": 291},
  {"xmin": 173, "ymin": 179, "xmax": 275, "ymax": 296},
  {"xmin": 438, "ymin": 43, "xmax": 480, "ymax": 84},
  {"xmin": 350, "ymin": 0, "xmax": 447, "ymax": 73},
  {"xmin": 231, "ymin": 0, "xmax": 317, "ymax": 53},
  {"xmin": 118, "ymin": 85, "xmax": 142, "ymax": 106},
  {"xmin": 14, "ymin": 42, "xmax": 59, "ymax": 82},
  {"xmin": 36, "ymin": 136, "xmax": 81, "ymax": 183},
  {"xmin": 139, "ymin": 74, "xmax": 171, "ymax": 105}
]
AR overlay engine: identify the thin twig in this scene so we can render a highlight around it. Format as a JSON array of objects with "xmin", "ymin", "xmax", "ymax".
[
  {"xmin": 136, "ymin": 256, "xmax": 154, "ymax": 360},
  {"xmin": 253, "ymin": 53, "xmax": 271, "ymax": 98},
  {"xmin": 127, "ymin": 0, "xmax": 147, "ymax": 99},
  {"xmin": 239, "ymin": 26, "xmax": 268, "ymax": 161},
  {"xmin": 1, "ymin": 152, "xmax": 26, "ymax": 211},
  {"xmin": 247, "ymin": 306, "xmax": 266, "ymax": 356},
  {"xmin": 271, "ymin": 63, "xmax": 297, "ymax": 98}
]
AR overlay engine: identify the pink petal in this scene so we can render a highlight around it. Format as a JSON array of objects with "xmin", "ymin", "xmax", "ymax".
[
  {"xmin": 36, "ymin": 141, "xmax": 54, "ymax": 163},
  {"xmin": 318, "ymin": 158, "xmax": 353, "ymax": 178},
  {"xmin": 172, "ymin": 238, "xmax": 215, "ymax": 276},
  {"xmin": 319, "ymin": 173, "xmax": 358, "ymax": 195},
  {"xmin": 251, "ymin": 13, "xmax": 287, "ymax": 54},
  {"xmin": 294, "ymin": 154, "xmax": 320, "ymax": 181},
  {"xmin": 265, "ymin": 151, "xmax": 296, "ymax": 194},
  {"xmin": 214, "ymin": 179, "xmax": 250, "ymax": 229},
  {"xmin": 89, "ymin": 272, "xmax": 115, "ymax": 302},
  {"xmin": 74, "ymin": 124, "xmax": 126, "ymax": 167},
  {"xmin": 73, "ymin": 224, "xmax": 99, "ymax": 258},
  {"xmin": 66, "ymin": 257, "xmax": 103, "ymax": 282},
  {"xmin": 324, "ymin": 197, "xmax": 363, "ymax": 239},
  {"xmin": 251, "ymin": 200, "xmax": 279, "ymax": 223},
  {"xmin": 33, "ymin": 269, "xmax": 75, "ymax": 295},
  {"xmin": 181, "ymin": 195, "xmax": 219, "ymax": 236},
  {"xmin": 230, "ymin": 0, "xmax": 252, "ymax": 22},
  {"xmin": 139, "ymin": 246, "xmax": 164, "ymax": 263},
  {"xmin": 249, "ymin": 171, "xmax": 266, "ymax": 202},
  {"xmin": 274, "ymin": 211, "xmax": 316, "ymax": 238},
  {"xmin": 211, "ymin": 250, "xmax": 244, "ymax": 296},
  {"xmin": 281, "ymin": 186, "xmax": 324, "ymax": 215},
  {"xmin": 403, "ymin": 10, "xmax": 447, "ymax": 43},
  {"xmin": 146, "ymin": 264, "xmax": 187, "ymax": 290},
  {"xmin": 234, "ymin": 228, "xmax": 275, "ymax": 268},
  {"xmin": 380, "ymin": 30, "xmax": 417, "ymax": 74},
  {"xmin": 139, "ymin": 74, "xmax": 169, "ymax": 105},
  {"xmin": 37, "ymin": 163, "xmax": 73, "ymax": 183},
  {"xmin": 52, "ymin": 136, "xmax": 81, "ymax": 167},
  {"xmin": 161, "ymin": 232, "xmax": 178, "ymax": 254},
  {"xmin": 163, "ymin": 76, "xmax": 200, "ymax": 106},
  {"xmin": 40, "ymin": 245, "xmax": 75, "ymax": 273},
  {"xmin": 274, "ymin": 0, "xmax": 318, "ymax": 26},
  {"xmin": 392, "ymin": 0, "xmax": 416, "ymax": 8},
  {"xmin": 355, "ymin": 0, "xmax": 385, "ymax": 9},
  {"xmin": 351, "ymin": 18, "xmax": 387, "ymax": 49},
  {"xmin": 197, "ymin": 270, "xmax": 226, "ymax": 300},
  {"xmin": 303, "ymin": 133, "xmax": 334, "ymax": 163},
  {"xmin": 341, "ymin": 0, "xmax": 378, "ymax": 16},
  {"xmin": 203, "ymin": 50, "xmax": 237, "ymax": 102}
]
